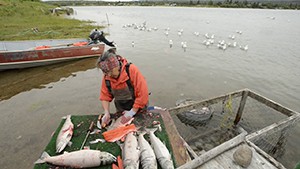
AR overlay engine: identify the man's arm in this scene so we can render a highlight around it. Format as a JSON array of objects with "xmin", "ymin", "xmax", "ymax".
[
  {"xmin": 101, "ymin": 100, "xmax": 110, "ymax": 112},
  {"xmin": 130, "ymin": 64, "xmax": 149, "ymax": 109}
]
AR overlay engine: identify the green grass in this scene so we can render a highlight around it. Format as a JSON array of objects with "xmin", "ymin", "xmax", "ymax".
[{"xmin": 0, "ymin": 0, "xmax": 102, "ymax": 41}]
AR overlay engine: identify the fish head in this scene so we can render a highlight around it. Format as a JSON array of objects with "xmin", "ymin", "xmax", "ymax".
[
  {"xmin": 56, "ymin": 140, "xmax": 68, "ymax": 153},
  {"xmin": 98, "ymin": 151, "xmax": 117, "ymax": 165}
]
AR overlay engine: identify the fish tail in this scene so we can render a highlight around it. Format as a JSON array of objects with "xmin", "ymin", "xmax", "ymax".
[
  {"xmin": 34, "ymin": 151, "xmax": 50, "ymax": 164},
  {"xmin": 145, "ymin": 128, "xmax": 157, "ymax": 134},
  {"xmin": 62, "ymin": 114, "xmax": 71, "ymax": 119},
  {"xmin": 137, "ymin": 130, "xmax": 147, "ymax": 136},
  {"xmin": 66, "ymin": 114, "xmax": 71, "ymax": 120}
]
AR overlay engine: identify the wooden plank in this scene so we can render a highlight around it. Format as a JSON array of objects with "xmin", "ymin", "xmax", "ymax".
[
  {"xmin": 158, "ymin": 109, "xmax": 190, "ymax": 166},
  {"xmin": 180, "ymin": 136, "xmax": 198, "ymax": 159},
  {"xmin": 246, "ymin": 114, "xmax": 300, "ymax": 141},
  {"xmin": 199, "ymin": 143, "xmax": 278, "ymax": 169},
  {"xmin": 250, "ymin": 146, "xmax": 278, "ymax": 169},
  {"xmin": 217, "ymin": 145, "xmax": 276, "ymax": 169},
  {"xmin": 213, "ymin": 151, "xmax": 237, "ymax": 169},
  {"xmin": 234, "ymin": 90, "xmax": 249, "ymax": 125},
  {"xmin": 177, "ymin": 130, "xmax": 247, "ymax": 169},
  {"xmin": 247, "ymin": 90, "xmax": 297, "ymax": 117},
  {"xmin": 168, "ymin": 89, "xmax": 244, "ymax": 115},
  {"xmin": 200, "ymin": 157, "xmax": 224, "ymax": 169},
  {"xmin": 246, "ymin": 141, "xmax": 287, "ymax": 169}
]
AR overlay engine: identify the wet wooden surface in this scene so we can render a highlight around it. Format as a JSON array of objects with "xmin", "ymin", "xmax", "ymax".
[
  {"xmin": 158, "ymin": 109, "xmax": 190, "ymax": 166},
  {"xmin": 199, "ymin": 143, "xmax": 279, "ymax": 169}
]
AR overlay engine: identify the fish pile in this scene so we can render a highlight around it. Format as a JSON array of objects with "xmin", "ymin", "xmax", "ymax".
[
  {"xmin": 138, "ymin": 131, "xmax": 157, "ymax": 169},
  {"xmin": 123, "ymin": 132, "xmax": 140, "ymax": 169},
  {"xmin": 121, "ymin": 129, "xmax": 174, "ymax": 169},
  {"xmin": 36, "ymin": 112, "xmax": 175, "ymax": 169},
  {"xmin": 35, "ymin": 115, "xmax": 117, "ymax": 168},
  {"xmin": 147, "ymin": 128, "xmax": 175, "ymax": 169}
]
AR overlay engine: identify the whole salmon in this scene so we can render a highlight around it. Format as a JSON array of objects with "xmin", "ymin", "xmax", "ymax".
[
  {"xmin": 138, "ymin": 131, "xmax": 157, "ymax": 169},
  {"xmin": 56, "ymin": 115, "xmax": 74, "ymax": 153},
  {"xmin": 123, "ymin": 132, "xmax": 140, "ymax": 169},
  {"xmin": 35, "ymin": 149, "xmax": 116, "ymax": 168},
  {"xmin": 147, "ymin": 128, "xmax": 174, "ymax": 169}
]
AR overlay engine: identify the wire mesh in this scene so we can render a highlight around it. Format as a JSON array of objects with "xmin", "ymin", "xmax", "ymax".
[
  {"xmin": 170, "ymin": 90, "xmax": 299, "ymax": 167},
  {"xmin": 171, "ymin": 94, "xmax": 243, "ymax": 155},
  {"xmin": 239, "ymin": 97, "xmax": 287, "ymax": 133}
]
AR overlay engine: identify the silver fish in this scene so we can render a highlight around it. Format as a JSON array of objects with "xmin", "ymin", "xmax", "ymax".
[
  {"xmin": 147, "ymin": 128, "xmax": 174, "ymax": 169},
  {"xmin": 34, "ymin": 149, "xmax": 116, "ymax": 167},
  {"xmin": 123, "ymin": 132, "xmax": 140, "ymax": 169},
  {"xmin": 138, "ymin": 131, "xmax": 157, "ymax": 169},
  {"xmin": 56, "ymin": 115, "xmax": 74, "ymax": 153}
]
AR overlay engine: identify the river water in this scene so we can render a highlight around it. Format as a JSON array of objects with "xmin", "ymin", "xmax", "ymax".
[{"xmin": 0, "ymin": 6, "xmax": 299, "ymax": 169}]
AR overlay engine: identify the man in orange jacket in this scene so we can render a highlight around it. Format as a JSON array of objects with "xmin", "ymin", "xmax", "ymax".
[{"xmin": 97, "ymin": 49, "xmax": 149, "ymax": 125}]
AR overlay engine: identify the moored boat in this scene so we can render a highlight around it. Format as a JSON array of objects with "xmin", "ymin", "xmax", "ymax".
[{"xmin": 0, "ymin": 39, "xmax": 105, "ymax": 71}]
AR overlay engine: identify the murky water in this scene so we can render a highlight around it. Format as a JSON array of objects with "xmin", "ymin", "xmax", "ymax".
[{"xmin": 0, "ymin": 7, "xmax": 300, "ymax": 169}]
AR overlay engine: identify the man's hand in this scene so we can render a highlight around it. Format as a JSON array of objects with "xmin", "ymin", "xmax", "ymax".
[
  {"xmin": 101, "ymin": 110, "xmax": 110, "ymax": 127},
  {"xmin": 120, "ymin": 109, "xmax": 136, "ymax": 124}
]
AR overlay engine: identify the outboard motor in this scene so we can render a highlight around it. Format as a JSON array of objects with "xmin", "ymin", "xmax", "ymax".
[
  {"xmin": 89, "ymin": 29, "xmax": 102, "ymax": 44},
  {"xmin": 88, "ymin": 29, "xmax": 115, "ymax": 47}
]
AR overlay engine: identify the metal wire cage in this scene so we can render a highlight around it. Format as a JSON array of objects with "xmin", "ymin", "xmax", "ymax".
[{"xmin": 169, "ymin": 89, "xmax": 300, "ymax": 169}]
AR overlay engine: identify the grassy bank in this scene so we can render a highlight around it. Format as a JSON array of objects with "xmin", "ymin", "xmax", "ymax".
[
  {"xmin": 47, "ymin": 0, "xmax": 299, "ymax": 10},
  {"xmin": 0, "ymin": 0, "xmax": 102, "ymax": 41}
]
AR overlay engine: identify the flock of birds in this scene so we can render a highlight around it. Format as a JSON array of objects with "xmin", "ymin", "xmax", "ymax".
[{"xmin": 122, "ymin": 22, "xmax": 249, "ymax": 52}]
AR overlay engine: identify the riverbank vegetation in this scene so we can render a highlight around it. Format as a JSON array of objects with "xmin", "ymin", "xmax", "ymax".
[
  {"xmin": 47, "ymin": 0, "xmax": 299, "ymax": 10},
  {"xmin": 0, "ymin": 0, "xmax": 101, "ymax": 41},
  {"xmin": 0, "ymin": 0, "xmax": 298, "ymax": 41}
]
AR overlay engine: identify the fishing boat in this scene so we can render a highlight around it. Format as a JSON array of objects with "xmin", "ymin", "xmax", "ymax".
[{"xmin": 0, "ymin": 39, "xmax": 105, "ymax": 71}]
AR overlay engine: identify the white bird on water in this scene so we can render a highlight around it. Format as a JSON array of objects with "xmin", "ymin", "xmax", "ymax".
[
  {"xmin": 233, "ymin": 42, "xmax": 237, "ymax": 47},
  {"xmin": 169, "ymin": 40, "xmax": 173, "ymax": 48},
  {"xmin": 181, "ymin": 42, "xmax": 187, "ymax": 52},
  {"xmin": 228, "ymin": 35, "xmax": 235, "ymax": 40},
  {"xmin": 205, "ymin": 33, "xmax": 210, "ymax": 39},
  {"xmin": 236, "ymin": 30, "xmax": 243, "ymax": 35},
  {"xmin": 164, "ymin": 31, "xmax": 169, "ymax": 37},
  {"xmin": 132, "ymin": 41, "xmax": 135, "ymax": 47},
  {"xmin": 217, "ymin": 43, "xmax": 227, "ymax": 50},
  {"xmin": 203, "ymin": 40, "xmax": 210, "ymax": 47},
  {"xmin": 240, "ymin": 45, "xmax": 248, "ymax": 51},
  {"xmin": 178, "ymin": 31, "xmax": 182, "ymax": 37}
]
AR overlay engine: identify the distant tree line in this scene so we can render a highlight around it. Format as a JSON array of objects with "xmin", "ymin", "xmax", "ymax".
[{"xmin": 45, "ymin": 0, "xmax": 299, "ymax": 10}]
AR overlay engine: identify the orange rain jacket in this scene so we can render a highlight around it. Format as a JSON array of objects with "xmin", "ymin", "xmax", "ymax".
[{"xmin": 100, "ymin": 58, "xmax": 149, "ymax": 110}]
